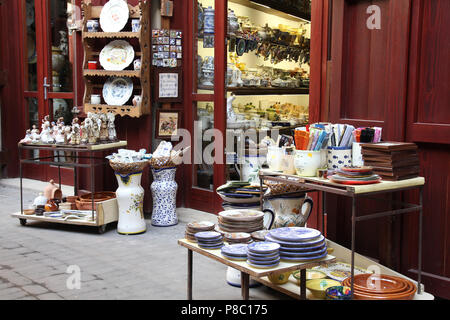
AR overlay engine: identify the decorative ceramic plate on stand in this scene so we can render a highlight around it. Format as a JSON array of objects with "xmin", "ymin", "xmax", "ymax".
[
  {"xmin": 100, "ymin": 40, "xmax": 135, "ymax": 71},
  {"xmin": 100, "ymin": 0, "xmax": 129, "ymax": 32},
  {"xmin": 268, "ymin": 227, "xmax": 322, "ymax": 242},
  {"xmin": 312, "ymin": 262, "xmax": 369, "ymax": 282},
  {"xmin": 102, "ymin": 76, "xmax": 133, "ymax": 106}
]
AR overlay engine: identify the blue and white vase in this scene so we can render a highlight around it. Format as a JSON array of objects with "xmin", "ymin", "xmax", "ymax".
[
  {"xmin": 151, "ymin": 167, "xmax": 178, "ymax": 227},
  {"xmin": 115, "ymin": 171, "xmax": 147, "ymax": 235},
  {"xmin": 203, "ymin": 6, "xmax": 215, "ymax": 34}
]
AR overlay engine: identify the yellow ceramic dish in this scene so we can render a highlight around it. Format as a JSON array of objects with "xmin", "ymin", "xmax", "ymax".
[
  {"xmin": 306, "ymin": 279, "xmax": 342, "ymax": 299},
  {"xmin": 268, "ymin": 271, "xmax": 292, "ymax": 285},
  {"xmin": 292, "ymin": 269, "xmax": 327, "ymax": 285}
]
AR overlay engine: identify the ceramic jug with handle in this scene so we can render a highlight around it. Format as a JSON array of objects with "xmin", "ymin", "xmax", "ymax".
[{"xmin": 264, "ymin": 194, "xmax": 313, "ymax": 229}]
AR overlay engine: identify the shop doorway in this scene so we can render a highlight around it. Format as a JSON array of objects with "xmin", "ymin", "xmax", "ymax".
[{"xmin": 20, "ymin": 0, "xmax": 77, "ymax": 184}]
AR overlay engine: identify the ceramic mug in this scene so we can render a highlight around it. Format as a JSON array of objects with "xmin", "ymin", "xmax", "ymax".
[
  {"xmin": 132, "ymin": 95, "xmax": 142, "ymax": 107},
  {"xmin": 88, "ymin": 61, "xmax": 98, "ymax": 70},
  {"xmin": 133, "ymin": 59, "xmax": 142, "ymax": 71},
  {"xmin": 327, "ymin": 147, "xmax": 352, "ymax": 170},
  {"xmin": 294, "ymin": 150, "xmax": 323, "ymax": 177},
  {"xmin": 90, "ymin": 94, "xmax": 101, "ymax": 105},
  {"xmin": 86, "ymin": 20, "xmax": 99, "ymax": 32},
  {"xmin": 131, "ymin": 19, "xmax": 141, "ymax": 32}
]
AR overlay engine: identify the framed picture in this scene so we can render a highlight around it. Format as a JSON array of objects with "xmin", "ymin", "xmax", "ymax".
[
  {"xmin": 155, "ymin": 110, "xmax": 181, "ymax": 139},
  {"xmin": 154, "ymin": 68, "xmax": 182, "ymax": 102}
]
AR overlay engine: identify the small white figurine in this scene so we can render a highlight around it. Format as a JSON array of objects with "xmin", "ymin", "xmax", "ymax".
[
  {"xmin": 107, "ymin": 112, "xmax": 117, "ymax": 141},
  {"xmin": 40, "ymin": 118, "xmax": 55, "ymax": 144},
  {"xmin": 31, "ymin": 125, "xmax": 41, "ymax": 143},
  {"xmin": 99, "ymin": 113, "xmax": 109, "ymax": 142},
  {"xmin": 20, "ymin": 129, "xmax": 32, "ymax": 144},
  {"xmin": 63, "ymin": 126, "xmax": 72, "ymax": 145},
  {"xmin": 70, "ymin": 118, "xmax": 81, "ymax": 145}
]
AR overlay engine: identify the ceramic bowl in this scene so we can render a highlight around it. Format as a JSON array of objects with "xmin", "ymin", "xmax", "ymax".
[
  {"xmin": 79, "ymin": 192, "xmax": 116, "ymax": 202},
  {"xmin": 325, "ymin": 286, "xmax": 352, "ymax": 300},
  {"xmin": 292, "ymin": 269, "xmax": 327, "ymax": 285},
  {"xmin": 268, "ymin": 271, "xmax": 292, "ymax": 285},
  {"xmin": 306, "ymin": 279, "xmax": 341, "ymax": 299}
]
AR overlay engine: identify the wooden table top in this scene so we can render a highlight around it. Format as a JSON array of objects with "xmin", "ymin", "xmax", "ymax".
[{"xmin": 178, "ymin": 238, "xmax": 336, "ymax": 278}]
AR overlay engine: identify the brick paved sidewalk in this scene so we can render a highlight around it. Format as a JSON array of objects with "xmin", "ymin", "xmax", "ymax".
[{"xmin": 0, "ymin": 182, "xmax": 290, "ymax": 300}]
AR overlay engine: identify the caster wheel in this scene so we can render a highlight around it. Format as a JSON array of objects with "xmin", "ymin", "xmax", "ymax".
[
  {"xmin": 98, "ymin": 225, "xmax": 107, "ymax": 234},
  {"xmin": 19, "ymin": 219, "xmax": 27, "ymax": 226}
]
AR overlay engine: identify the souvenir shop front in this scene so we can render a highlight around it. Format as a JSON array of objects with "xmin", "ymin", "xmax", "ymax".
[{"xmin": 0, "ymin": 0, "xmax": 449, "ymax": 299}]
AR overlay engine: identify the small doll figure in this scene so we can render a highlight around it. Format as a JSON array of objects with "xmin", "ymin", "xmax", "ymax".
[
  {"xmin": 31, "ymin": 125, "xmax": 41, "ymax": 143},
  {"xmin": 19, "ymin": 129, "xmax": 32, "ymax": 144},
  {"xmin": 70, "ymin": 118, "xmax": 81, "ymax": 145}
]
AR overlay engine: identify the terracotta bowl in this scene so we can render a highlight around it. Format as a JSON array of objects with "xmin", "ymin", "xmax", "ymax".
[
  {"xmin": 351, "ymin": 273, "xmax": 408, "ymax": 294},
  {"xmin": 342, "ymin": 276, "xmax": 416, "ymax": 300},
  {"xmin": 79, "ymin": 192, "xmax": 116, "ymax": 203},
  {"xmin": 75, "ymin": 199, "xmax": 99, "ymax": 211},
  {"xmin": 66, "ymin": 196, "xmax": 79, "ymax": 203}
]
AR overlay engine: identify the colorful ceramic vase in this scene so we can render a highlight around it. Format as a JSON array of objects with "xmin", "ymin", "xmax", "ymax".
[
  {"xmin": 115, "ymin": 171, "xmax": 147, "ymax": 235},
  {"xmin": 151, "ymin": 167, "xmax": 178, "ymax": 227},
  {"xmin": 265, "ymin": 194, "xmax": 313, "ymax": 229}
]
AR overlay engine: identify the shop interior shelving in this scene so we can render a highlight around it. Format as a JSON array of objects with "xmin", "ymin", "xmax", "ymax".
[{"xmin": 81, "ymin": 0, "xmax": 150, "ymax": 118}]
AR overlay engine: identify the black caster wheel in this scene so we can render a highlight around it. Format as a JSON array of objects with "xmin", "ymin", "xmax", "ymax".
[
  {"xmin": 19, "ymin": 219, "xmax": 27, "ymax": 226},
  {"xmin": 98, "ymin": 224, "xmax": 107, "ymax": 234}
]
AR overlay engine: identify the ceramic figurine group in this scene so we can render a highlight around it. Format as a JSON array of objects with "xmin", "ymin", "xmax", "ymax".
[{"xmin": 20, "ymin": 112, "xmax": 117, "ymax": 145}]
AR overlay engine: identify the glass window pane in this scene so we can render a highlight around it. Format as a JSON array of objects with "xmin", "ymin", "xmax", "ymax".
[
  {"xmin": 25, "ymin": 0, "xmax": 37, "ymax": 91},
  {"xmin": 49, "ymin": 0, "xmax": 73, "ymax": 92},
  {"xmin": 194, "ymin": 0, "xmax": 215, "ymax": 93},
  {"xmin": 193, "ymin": 101, "xmax": 214, "ymax": 190}
]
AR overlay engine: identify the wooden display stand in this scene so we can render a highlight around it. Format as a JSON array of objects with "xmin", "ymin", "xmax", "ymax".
[{"xmin": 81, "ymin": 0, "xmax": 151, "ymax": 117}]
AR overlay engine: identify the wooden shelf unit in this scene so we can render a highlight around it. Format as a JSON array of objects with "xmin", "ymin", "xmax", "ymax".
[{"xmin": 81, "ymin": 0, "xmax": 151, "ymax": 118}]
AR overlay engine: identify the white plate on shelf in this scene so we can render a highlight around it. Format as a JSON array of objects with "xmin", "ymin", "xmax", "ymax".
[
  {"xmin": 102, "ymin": 77, "xmax": 133, "ymax": 106},
  {"xmin": 100, "ymin": 40, "xmax": 135, "ymax": 71},
  {"xmin": 100, "ymin": 0, "xmax": 129, "ymax": 33}
]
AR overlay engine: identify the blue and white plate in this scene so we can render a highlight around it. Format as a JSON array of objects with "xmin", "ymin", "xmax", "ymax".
[
  {"xmin": 198, "ymin": 243, "xmax": 224, "ymax": 250},
  {"xmin": 280, "ymin": 251, "xmax": 328, "ymax": 262},
  {"xmin": 195, "ymin": 231, "xmax": 222, "ymax": 240},
  {"xmin": 265, "ymin": 234, "xmax": 325, "ymax": 247},
  {"xmin": 103, "ymin": 76, "xmax": 133, "ymax": 106},
  {"xmin": 246, "ymin": 250, "xmax": 279, "ymax": 258},
  {"xmin": 269, "ymin": 227, "xmax": 322, "ymax": 242},
  {"xmin": 247, "ymin": 260, "xmax": 280, "ymax": 269},
  {"xmin": 248, "ymin": 257, "xmax": 280, "ymax": 265},
  {"xmin": 279, "ymin": 243, "xmax": 326, "ymax": 253},
  {"xmin": 279, "ymin": 246, "xmax": 327, "ymax": 257},
  {"xmin": 221, "ymin": 244, "xmax": 248, "ymax": 257},
  {"xmin": 247, "ymin": 253, "xmax": 280, "ymax": 262},
  {"xmin": 221, "ymin": 253, "xmax": 247, "ymax": 261},
  {"xmin": 247, "ymin": 241, "xmax": 280, "ymax": 254}
]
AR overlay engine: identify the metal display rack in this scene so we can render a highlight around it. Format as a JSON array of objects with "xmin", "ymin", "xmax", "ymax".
[
  {"xmin": 258, "ymin": 169, "xmax": 424, "ymax": 298},
  {"xmin": 15, "ymin": 141, "xmax": 127, "ymax": 233}
]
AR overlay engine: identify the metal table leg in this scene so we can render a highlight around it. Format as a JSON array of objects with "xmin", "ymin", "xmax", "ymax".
[
  {"xmin": 300, "ymin": 269, "xmax": 306, "ymax": 300},
  {"xmin": 188, "ymin": 249, "xmax": 193, "ymax": 300},
  {"xmin": 418, "ymin": 186, "xmax": 423, "ymax": 294},
  {"xmin": 350, "ymin": 197, "xmax": 356, "ymax": 298},
  {"xmin": 241, "ymin": 272, "xmax": 249, "ymax": 300}
]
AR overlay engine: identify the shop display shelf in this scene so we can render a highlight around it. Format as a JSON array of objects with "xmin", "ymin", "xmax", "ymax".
[
  {"xmin": 83, "ymin": 69, "xmax": 141, "ymax": 78},
  {"xmin": 197, "ymin": 84, "xmax": 309, "ymax": 95},
  {"xmin": 82, "ymin": 32, "xmax": 140, "ymax": 39},
  {"xmin": 84, "ymin": 103, "xmax": 145, "ymax": 118}
]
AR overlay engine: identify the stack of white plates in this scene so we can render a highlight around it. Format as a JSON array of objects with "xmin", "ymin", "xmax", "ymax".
[{"xmin": 265, "ymin": 227, "xmax": 328, "ymax": 262}]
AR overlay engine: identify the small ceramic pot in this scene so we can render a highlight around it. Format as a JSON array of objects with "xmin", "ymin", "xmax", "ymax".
[
  {"xmin": 133, "ymin": 59, "xmax": 142, "ymax": 71},
  {"xmin": 352, "ymin": 142, "xmax": 365, "ymax": 167},
  {"xmin": 90, "ymin": 94, "xmax": 101, "ymax": 105},
  {"xmin": 327, "ymin": 147, "xmax": 352, "ymax": 170},
  {"xmin": 88, "ymin": 61, "xmax": 98, "ymax": 70},
  {"xmin": 131, "ymin": 19, "xmax": 140, "ymax": 32},
  {"xmin": 86, "ymin": 20, "xmax": 99, "ymax": 32},
  {"xmin": 325, "ymin": 286, "xmax": 353, "ymax": 300},
  {"xmin": 44, "ymin": 179, "xmax": 62, "ymax": 200},
  {"xmin": 294, "ymin": 150, "xmax": 322, "ymax": 177},
  {"xmin": 132, "ymin": 95, "xmax": 142, "ymax": 107}
]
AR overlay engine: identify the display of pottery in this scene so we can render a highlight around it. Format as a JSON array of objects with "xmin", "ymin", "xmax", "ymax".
[
  {"xmin": 185, "ymin": 221, "xmax": 215, "ymax": 242},
  {"xmin": 99, "ymin": 0, "xmax": 129, "ymax": 33},
  {"xmin": 43, "ymin": 179, "xmax": 63, "ymax": 200},
  {"xmin": 217, "ymin": 209, "xmax": 265, "ymax": 233},
  {"xmin": 195, "ymin": 231, "xmax": 224, "ymax": 249},
  {"xmin": 151, "ymin": 167, "xmax": 178, "ymax": 227},
  {"xmin": 246, "ymin": 241, "xmax": 280, "ymax": 268},
  {"xmin": 306, "ymin": 278, "xmax": 342, "ymax": 299}
]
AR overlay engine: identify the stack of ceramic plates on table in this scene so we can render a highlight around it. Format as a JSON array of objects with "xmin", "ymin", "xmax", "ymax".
[
  {"xmin": 342, "ymin": 274, "xmax": 417, "ymax": 300},
  {"xmin": 217, "ymin": 182, "xmax": 263, "ymax": 210},
  {"xmin": 220, "ymin": 244, "xmax": 248, "ymax": 261},
  {"xmin": 185, "ymin": 221, "xmax": 215, "ymax": 242},
  {"xmin": 217, "ymin": 209, "xmax": 265, "ymax": 234},
  {"xmin": 246, "ymin": 241, "xmax": 281, "ymax": 268},
  {"xmin": 329, "ymin": 166, "xmax": 381, "ymax": 185},
  {"xmin": 265, "ymin": 227, "xmax": 328, "ymax": 262},
  {"xmin": 195, "ymin": 231, "xmax": 224, "ymax": 250},
  {"xmin": 251, "ymin": 230, "xmax": 269, "ymax": 242},
  {"xmin": 224, "ymin": 232, "xmax": 252, "ymax": 244}
]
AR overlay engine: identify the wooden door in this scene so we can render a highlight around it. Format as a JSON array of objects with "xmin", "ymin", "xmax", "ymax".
[{"xmin": 325, "ymin": 0, "xmax": 450, "ymax": 298}]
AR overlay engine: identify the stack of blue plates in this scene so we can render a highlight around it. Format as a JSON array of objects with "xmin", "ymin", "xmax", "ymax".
[
  {"xmin": 195, "ymin": 231, "xmax": 224, "ymax": 250},
  {"xmin": 221, "ymin": 244, "xmax": 248, "ymax": 261},
  {"xmin": 265, "ymin": 227, "xmax": 328, "ymax": 262},
  {"xmin": 246, "ymin": 241, "xmax": 281, "ymax": 268}
]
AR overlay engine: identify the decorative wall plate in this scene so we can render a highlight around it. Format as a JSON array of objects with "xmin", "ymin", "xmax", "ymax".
[
  {"xmin": 100, "ymin": 40, "xmax": 135, "ymax": 71},
  {"xmin": 100, "ymin": 0, "xmax": 129, "ymax": 33},
  {"xmin": 102, "ymin": 76, "xmax": 133, "ymax": 106}
]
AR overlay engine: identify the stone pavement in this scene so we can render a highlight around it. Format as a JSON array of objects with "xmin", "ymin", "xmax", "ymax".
[{"xmin": 0, "ymin": 180, "xmax": 291, "ymax": 300}]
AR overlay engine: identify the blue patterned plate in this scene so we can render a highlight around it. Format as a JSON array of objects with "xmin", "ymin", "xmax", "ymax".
[
  {"xmin": 103, "ymin": 76, "xmax": 133, "ymax": 106},
  {"xmin": 247, "ymin": 253, "xmax": 280, "ymax": 262},
  {"xmin": 280, "ymin": 251, "xmax": 328, "ymax": 262},
  {"xmin": 247, "ymin": 257, "xmax": 280, "ymax": 265},
  {"xmin": 221, "ymin": 244, "xmax": 248, "ymax": 257},
  {"xmin": 195, "ymin": 231, "xmax": 222, "ymax": 240},
  {"xmin": 247, "ymin": 241, "xmax": 280, "ymax": 254},
  {"xmin": 265, "ymin": 234, "xmax": 325, "ymax": 247},
  {"xmin": 197, "ymin": 239, "xmax": 223, "ymax": 246},
  {"xmin": 269, "ymin": 227, "xmax": 322, "ymax": 242},
  {"xmin": 279, "ymin": 246, "xmax": 327, "ymax": 257},
  {"xmin": 246, "ymin": 250, "xmax": 279, "ymax": 258},
  {"xmin": 221, "ymin": 252, "xmax": 247, "ymax": 261},
  {"xmin": 247, "ymin": 260, "xmax": 280, "ymax": 269},
  {"xmin": 279, "ymin": 243, "xmax": 326, "ymax": 253},
  {"xmin": 198, "ymin": 243, "xmax": 224, "ymax": 250}
]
